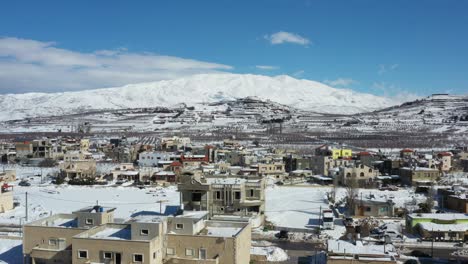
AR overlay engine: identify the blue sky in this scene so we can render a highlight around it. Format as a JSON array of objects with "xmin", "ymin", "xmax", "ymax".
[{"xmin": 0, "ymin": 0, "xmax": 467, "ymax": 96}]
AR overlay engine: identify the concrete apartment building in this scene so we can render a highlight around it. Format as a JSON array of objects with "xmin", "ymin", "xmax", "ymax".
[
  {"xmin": 24, "ymin": 207, "xmax": 251, "ymax": 264},
  {"xmin": 337, "ymin": 163, "xmax": 379, "ymax": 187},
  {"xmin": 399, "ymin": 167, "xmax": 440, "ymax": 186},
  {"xmin": 59, "ymin": 151, "xmax": 97, "ymax": 179},
  {"xmin": 178, "ymin": 172, "xmax": 266, "ymax": 227},
  {"xmin": 23, "ymin": 205, "xmax": 116, "ymax": 264}
]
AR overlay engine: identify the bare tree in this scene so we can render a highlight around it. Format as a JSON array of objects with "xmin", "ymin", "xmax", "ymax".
[{"xmin": 345, "ymin": 177, "xmax": 359, "ymax": 216}]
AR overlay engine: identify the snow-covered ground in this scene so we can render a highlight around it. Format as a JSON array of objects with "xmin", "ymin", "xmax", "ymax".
[
  {"xmin": 1, "ymin": 184, "xmax": 180, "ymax": 225},
  {"xmin": 250, "ymin": 245, "xmax": 289, "ymax": 262},
  {"xmin": 265, "ymin": 185, "xmax": 426, "ymax": 237},
  {"xmin": 265, "ymin": 186, "xmax": 330, "ymax": 229}
]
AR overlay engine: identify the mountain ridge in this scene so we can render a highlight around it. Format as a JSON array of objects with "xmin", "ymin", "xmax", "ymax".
[{"xmin": 0, "ymin": 73, "xmax": 400, "ymax": 121}]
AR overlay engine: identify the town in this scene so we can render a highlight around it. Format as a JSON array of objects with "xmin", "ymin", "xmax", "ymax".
[{"xmin": 0, "ymin": 134, "xmax": 467, "ymax": 264}]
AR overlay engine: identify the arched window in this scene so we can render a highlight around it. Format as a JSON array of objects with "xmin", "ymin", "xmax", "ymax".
[{"xmin": 360, "ymin": 172, "xmax": 365, "ymax": 177}]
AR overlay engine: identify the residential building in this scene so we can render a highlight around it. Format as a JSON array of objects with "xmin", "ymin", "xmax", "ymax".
[
  {"xmin": 59, "ymin": 151, "xmax": 97, "ymax": 179},
  {"xmin": 178, "ymin": 172, "xmax": 266, "ymax": 227},
  {"xmin": 112, "ymin": 163, "xmax": 139, "ymax": 181},
  {"xmin": 23, "ymin": 205, "xmax": 115, "ymax": 264},
  {"xmin": 354, "ymin": 197, "xmax": 395, "ymax": 217},
  {"xmin": 0, "ymin": 169, "xmax": 16, "ymax": 182},
  {"xmin": 399, "ymin": 167, "xmax": 440, "ymax": 186},
  {"xmin": 338, "ymin": 163, "xmax": 379, "ymax": 187}
]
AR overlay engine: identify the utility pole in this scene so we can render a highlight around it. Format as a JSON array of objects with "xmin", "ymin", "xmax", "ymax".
[
  {"xmin": 431, "ymin": 228, "xmax": 434, "ymax": 258},
  {"xmin": 25, "ymin": 192, "xmax": 28, "ymax": 222}
]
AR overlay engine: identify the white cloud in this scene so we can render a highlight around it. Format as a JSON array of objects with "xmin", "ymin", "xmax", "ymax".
[
  {"xmin": 378, "ymin": 63, "xmax": 399, "ymax": 75},
  {"xmin": 265, "ymin": 31, "xmax": 310, "ymax": 46},
  {"xmin": 0, "ymin": 37, "xmax": 233, "ymax": 93},
  {"xmin": 324, "ymin": 78, "xmax": 357, "ymax": 87},
  {"xmin": 255, "ymin": 65, "xmax": 279, "ymax": 70}
]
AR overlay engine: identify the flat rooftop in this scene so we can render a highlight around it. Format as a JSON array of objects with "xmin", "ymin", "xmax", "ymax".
[
  {"xmin": 90, "ymin": 225, "xmax": 131, "ymax": 240},
  {"xmin": 29, "ymin": 214, "xmax": 78, "ymax": 228},
  {"xmin": 204, "ymin": 226, "xmax": 242, "ymax": 237},
  {"xmin": 409, "ymin": 213, "xmax": 468, "ymax": 220},
  {"xmin": 176, "ymin": 210, "xmax": 208, "ymax": 220},
  {"xmin": 206, "ymin": 178, "xmax": 247, "ymax": 185}
]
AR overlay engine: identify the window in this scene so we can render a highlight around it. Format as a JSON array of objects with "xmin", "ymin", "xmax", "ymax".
[
  {"xmin": 185, "ymin": 248, "xmax": 194, "ymax": 256},
  {"xmin": 250, "ymin": 189, "xmax": 254, "ymax": 197},
  {"xmin": 85, "ymin": 218, "xmax": 94, "ymax": 225},
  {"xmin": 153, "ymin": 252, "xmax": 157, "ymax": 259},
  {"xmin": 234, "ymin": 191, "xmax": 241, "ymax": 200},
  {"xmin": 103, "ymin": 252, "xmax": 113, "ymax": 259},
  {"xmin": 369, "ymin": 169, "xmax": 373, "ymax": 173},
  {"xmin": 166, "ymin": 248, "xmax": 175, "ymax": 255},
  {"xmin": 133, "ymin": 254, "xmax": 143, "ymax": 262},
  {"xmin": 365, "ymin": 207, "xmax": 371, "ymax": 212},
  {"xmin": 140, "ymin": 229, "xmax": 149, "ymax": 236},
  {"xmin": 199, "ymin": 248, "xmax": 207, "ymax": 260},
  {"xmin": 48, "ymin": 238, "xmax": 57, "ymax": 246},
  {"xmin": 215, "ymin": 191, "xmax": 221, "ymax": 200},
  {"xmin": 78, "ymin": 250, "xmax": 88, "ymax": 259},
  {"xmin": 176, "ymin": 223, "xmax": 184, "ymax": 229},
  {"xmin": 360, "ymin": 172, "xmax": 365, "ymax": 177}
]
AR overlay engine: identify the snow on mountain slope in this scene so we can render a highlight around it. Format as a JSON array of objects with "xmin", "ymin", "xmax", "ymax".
[{"xmin": 0, "ymin": 73, "xmax": 397, "ymax": 121}]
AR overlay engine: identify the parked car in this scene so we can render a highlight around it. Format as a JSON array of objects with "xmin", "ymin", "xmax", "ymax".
[
  {"xmin": 18, "ymin": 180, "xmax": 31, "ymax": 187},
  {"xmin": 275, "ymin": 230, "xmax": 289, "ymax": 240},
  {"xmin": 381, "ymin": 230, "xmax": 403, "ymax": 241}
]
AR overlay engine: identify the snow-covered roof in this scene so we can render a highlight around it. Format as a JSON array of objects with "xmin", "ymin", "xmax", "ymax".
[
  {"xmin": 409, "ymin": 213, "xmax": 468, "ymax": 220},
  {"xmin": 90, "ymin": 226, "xmax": 131, "ymax": 240},
  {"xmin": 206, "ymin": 178, "xmax": 247, "ymax": 185},
  {"xmin": 327, "ymin": 240, "xmax": 396, "ymax": 256},
  {"xmin": 204, "ymin": 226, "xmax": 242, "ymax": 237},
  {"xmin": 418, "ymin": 222, "xmax": 468, "ymax": 232}
]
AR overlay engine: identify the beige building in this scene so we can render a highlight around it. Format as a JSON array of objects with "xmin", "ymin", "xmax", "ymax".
[
  {"xmin": 310, "ymin": 156, "xmax": 354, "ymax": 176},
  {"xmin": 0, "ymin": 169, "xmax": 16, "ymax": 182},
  {"xmin": 399, "ymin": 167, "xmax": 440, "ymax": 186},
  {"xmin": 23, "ymin": 205, "xmax": 116, "ymax": 264},
  {"xmin": 24, "ymin": 208, "xmax": 251, "ymax": 264},
  {"xmin": 178, "ymin": 172, "xmax": 266, "ymax": 227},
  {"xmin": 59, "ymin": 151, "xmax": 97, "ymax": 179},
  {"xmin": 337, "ymin": 163, "xmax": 379, "ymax": 187},
  {"xmin": 0, "ymin": 182, "xmax": 13, "ymax": 213},
  {"xmin": 112, "ymin": 163, "xmax": 139, "ymax": 181}
]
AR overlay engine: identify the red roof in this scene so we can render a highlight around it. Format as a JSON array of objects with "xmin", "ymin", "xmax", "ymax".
[
  {"xmin": 170, "ymin": 161, "xmax": 182, "ymax": 167},
  {"xmin": 401, "ymin": 148, "xmax": 414, "ymax": 153},
  {"xmin": 359, "ymin": 151, "xmax": 372, "ymax": 156},
  {"xmin": 438, "ymin": 152, "xmax": 452, "ymax": 157}
]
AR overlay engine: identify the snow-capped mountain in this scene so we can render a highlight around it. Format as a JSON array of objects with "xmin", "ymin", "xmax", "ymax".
[{"xmin": 0, "ymin": 73, "xmax": 398, "ymax": 121}]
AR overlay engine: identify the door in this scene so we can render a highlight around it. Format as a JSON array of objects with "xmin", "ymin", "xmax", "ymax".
[
  {"xmin": 199, "ymin": 248, "xmax": 207, "ymax": 260},
  {"xmin": 115, "ymin": 253, "xmax": 122, "ymax": 264}
]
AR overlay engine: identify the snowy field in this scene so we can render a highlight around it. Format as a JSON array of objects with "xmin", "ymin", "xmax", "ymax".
[
  {"xmin": 0, "ymin": 184, "xmax": 180, "ymax": 225},
  {"xmin": 265, "ymin": 186, "xmax": 330, "ymax": 229},
  {"xmin": 265, "ymin": 185, "xmax": 426, "ymax": 230}
]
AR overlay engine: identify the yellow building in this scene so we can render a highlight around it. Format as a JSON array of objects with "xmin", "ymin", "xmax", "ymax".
[{"xmin": 331, "ymin": 149, "xmax": 352, "ymax": 160}]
